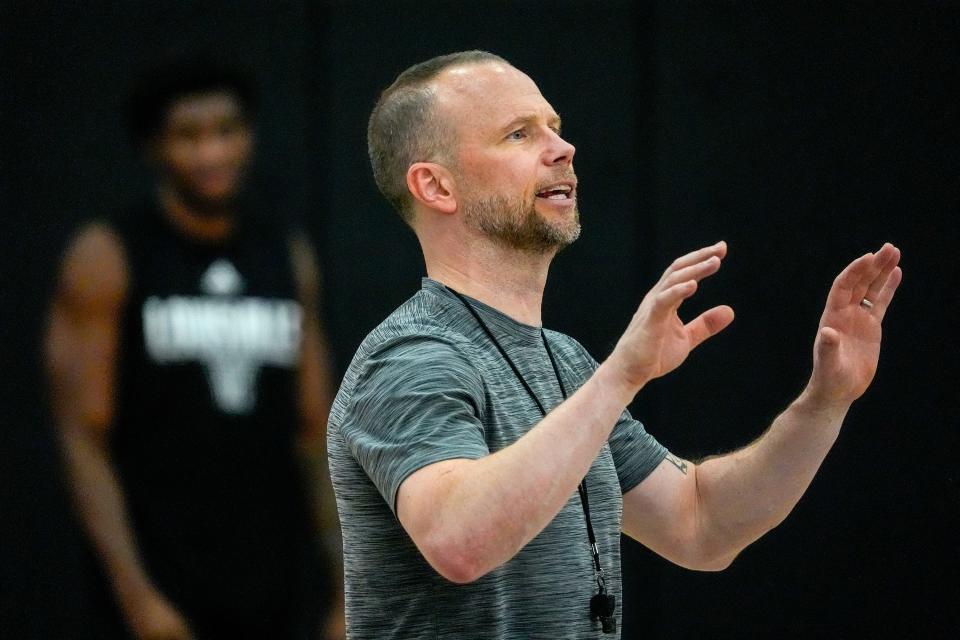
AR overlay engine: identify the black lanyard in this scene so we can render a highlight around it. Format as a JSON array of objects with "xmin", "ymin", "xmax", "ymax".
[{"xmin": 447, "ymin": 287, "xmax": 617, "ymax": 633}]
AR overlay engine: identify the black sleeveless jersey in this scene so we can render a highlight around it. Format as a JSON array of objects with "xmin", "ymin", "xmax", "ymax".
[{"xmin": 108, "ymin": 202, "xmax": 318, "ymax": 630}]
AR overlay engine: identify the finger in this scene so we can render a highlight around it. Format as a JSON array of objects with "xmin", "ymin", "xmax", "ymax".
[
  {"xmin": 832, "ymin": 253, "xmax": 872, "ymax": 293},
  {"xmin": 659, "ymin": 241, "xmax": 727, "ymax": 283},
  {"xmin": 850, "ymin": 243, "xmax": 897, "ymax": 305},
  {"xmin": 662, "ymin": 255, "xmax": 722, "ymax": 289},
  {"xmin": 864, "ymin": 244, "xmax": 900, "ymax": 302},
  {"xmin": 652, "ymin": 279, "xmax": 698, "ymax": 318},
  {"xmin": 828, "ymin": 252, "xmax": 873, "ymax": 307},
  {"xmin": 872, "ymin": 266, "xmax": 902, "ymax": 320},
  {"xmin": 685, "ymin": 305, "xmax": 735, "ymax": 350}
]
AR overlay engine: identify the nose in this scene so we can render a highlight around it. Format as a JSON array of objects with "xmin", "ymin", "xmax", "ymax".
[
  {"xmin": 545, "ymin": 129, "xmax": 575, "ymax": 166},
  {"xmin": 196, "ymin": 133, "xmax": 233, "ymax": 164}
]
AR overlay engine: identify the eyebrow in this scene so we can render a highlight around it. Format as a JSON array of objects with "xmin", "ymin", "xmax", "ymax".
[{"xmin": 499, "ymin": 113, "xmax": 563, "ymax": 134}]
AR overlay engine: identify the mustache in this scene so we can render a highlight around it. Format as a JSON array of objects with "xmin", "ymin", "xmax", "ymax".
[{"xmin": 534, "ymin": 169, "xmax": 578, "ymax": 193}]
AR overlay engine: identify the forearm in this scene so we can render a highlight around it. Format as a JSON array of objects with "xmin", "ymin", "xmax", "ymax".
[
  {"xmin": 695, "ymin": 391, "xmax": 849, "ymax": 562},
  {"xmin": 403, "ymin": 361, "xmax": 635, "ymax": 582},
  {"xmin": 61, "ymin": 426, "xmax": 157, "ymax": 608}
]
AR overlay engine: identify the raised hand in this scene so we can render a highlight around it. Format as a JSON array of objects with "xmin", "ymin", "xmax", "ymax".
[
  {"xmin": 806, "ymin": 243, "xmax": 902, "ymax": 407},
  {"xmin": 607, "ymin": 241, "xmax": 735, "ymax": 393}
]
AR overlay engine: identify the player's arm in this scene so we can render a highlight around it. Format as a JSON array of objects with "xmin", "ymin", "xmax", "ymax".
[
  {"xmin": 622, "ymin": 244, "xmax": 902, "ymax": 570},
  {"xmin": 46, "ymin": 223, "xmax": 193, "ymax": 640},
  {"xmin": 289, "ymin": 234, "xmax": 338, "ymax": 534},
  {"xmin": 397, "ymin": 243, "xmax": 734, "ymax": 584},
  {"xmin": 289, "ymin": 234, "xmax": 344, "ymax": 639}
]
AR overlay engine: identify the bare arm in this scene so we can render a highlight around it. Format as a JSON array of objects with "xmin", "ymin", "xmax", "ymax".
[
  {"xmin": 622, "ymin": 244, "xmax": 902, "ymax": 570},
  {"xmin": 46, "ymin": 224, "xmax": 193, "ymax": 640},
  {"xmin": 290, "ymin": 234, "xmax": 339, "ymax": 536},
  {"xmin": 289, "ymin": 235, "xmax": 344, "ymax": 639},
  {"xmin": 397, "ymin": 242, "xmax": 734, "ymax": 583}
]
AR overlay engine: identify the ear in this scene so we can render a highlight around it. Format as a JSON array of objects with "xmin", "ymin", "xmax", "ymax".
[{"xmin": 406, "ymin": 162, "xmax": 457, "ymax": 215}]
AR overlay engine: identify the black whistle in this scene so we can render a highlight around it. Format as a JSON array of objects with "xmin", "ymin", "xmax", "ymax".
[{"xmin": 590, "ymin": 592, "xmax": 617, "ymax": 634}]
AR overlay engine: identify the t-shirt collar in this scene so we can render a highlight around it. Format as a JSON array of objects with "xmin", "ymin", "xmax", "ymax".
[{"xmin": 422, "ymin": 277, "xmax": 544, "ymax": 347}]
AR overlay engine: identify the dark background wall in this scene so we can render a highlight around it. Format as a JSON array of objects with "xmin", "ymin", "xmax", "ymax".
[{"xmin": 2, "ymin": 2, "xmax": 957, "ymax": 638}]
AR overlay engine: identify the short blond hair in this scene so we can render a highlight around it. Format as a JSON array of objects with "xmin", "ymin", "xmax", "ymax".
[{"xmin": 367, "ymin": 50, "xmax": 509, "ymax": 224}]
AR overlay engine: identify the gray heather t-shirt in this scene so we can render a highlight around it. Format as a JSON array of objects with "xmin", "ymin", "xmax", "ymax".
[{"xmin": 328, "ymin": 279, "xmax": 668, "ymax": 639}]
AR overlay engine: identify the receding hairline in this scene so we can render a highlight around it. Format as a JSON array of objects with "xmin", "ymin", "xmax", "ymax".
[
  {"xmin": 426, "ymin": 59, "xmax": 523, "ymax": 110},
  {"xmin": 418, "ymin": 60, "xmax": 538, "ymax": 155},
  {"xmin": 367, "ymin": 51, "xmax": 518, "ymax": 222}
]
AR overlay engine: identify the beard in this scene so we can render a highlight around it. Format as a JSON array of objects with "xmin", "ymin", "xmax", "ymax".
[{"xmin": 461, "ymin": 190, "xmax": 581, "ymax": 254}]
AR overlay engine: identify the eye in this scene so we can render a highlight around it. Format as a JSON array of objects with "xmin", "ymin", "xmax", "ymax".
[
  {"xmin": 212, "ymin": 115, "xmax": 247, "ymax": 136},
  {"xmin": 218, "ymin": 121, "xmax": 242, "ymax": 137},
  {"xmin": 507, "ymin": 129, "xmax": 526, "ymax": 141},
  {"xmin": 169, "ymin": 124, "xmax": 201, "ymax": 143}
]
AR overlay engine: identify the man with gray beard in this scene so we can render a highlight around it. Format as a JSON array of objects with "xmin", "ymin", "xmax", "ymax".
[{"xmin": 328, "ymin": 50, "xmax": 901, "ymax": 639}]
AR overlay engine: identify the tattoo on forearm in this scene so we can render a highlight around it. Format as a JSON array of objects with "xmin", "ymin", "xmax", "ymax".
[{"xmin": 665, "ymin": 453, "xmax": 688, "ymax": 475}]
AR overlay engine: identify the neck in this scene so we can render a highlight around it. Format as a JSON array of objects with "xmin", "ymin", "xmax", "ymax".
[
  {"xmin": 423, "ymin": 234, "xmax": 555, "ymax": 326},
  {"xmin": 159, "ymin": 185, "xmax": 235, "ymax": 243}
]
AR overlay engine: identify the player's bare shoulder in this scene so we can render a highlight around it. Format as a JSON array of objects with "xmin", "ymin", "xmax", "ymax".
[{"xmin": 56, "ymin": 222, "xmax": 130, "ymax": 308}]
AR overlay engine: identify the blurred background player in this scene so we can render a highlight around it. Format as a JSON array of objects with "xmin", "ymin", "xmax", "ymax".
[{"xmin": 44, "ymin": 55, "xmax": 344, "ymax": 640}]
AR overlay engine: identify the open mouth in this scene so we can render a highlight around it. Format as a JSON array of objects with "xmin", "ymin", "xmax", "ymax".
[{"xmin": 535, "ymin": 182, "xmax": 575, "ymax": 201}]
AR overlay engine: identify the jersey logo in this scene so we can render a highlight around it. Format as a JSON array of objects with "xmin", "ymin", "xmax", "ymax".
[
  {"xmin": 141, "ymin": 260, "xmax": 301, "ymax": 414},
  {"xmin": 200, "ymin": 259, "xmax": 244, "ymax": 296}
]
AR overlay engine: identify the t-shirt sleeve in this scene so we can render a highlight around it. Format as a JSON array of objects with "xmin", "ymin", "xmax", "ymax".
[
  {"xmin": 338, "ymin": 335, "xmax": 489, "ymax": 514},
  {"xmin": 608, "ymin": 409, "xmax": 669, "ymax": 494}
]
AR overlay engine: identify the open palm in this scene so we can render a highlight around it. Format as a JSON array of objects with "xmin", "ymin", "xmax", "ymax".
[{"xmin": 808, "ymin": 243, "xmax": 902, "ymax": 406}]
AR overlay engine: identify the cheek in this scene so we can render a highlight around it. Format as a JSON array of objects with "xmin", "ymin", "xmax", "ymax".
[
  {"xmin": 160, "ymin": 141, "xmax": 196, "ymax": 175},
  {"xmin": 456, "ymin": 148, "xmax": 539, "ymax": 202},
  {"xmin": 228, "ymin": 132, "xmax": 253, "ymax": 163},
  {"xmin": 483, "ymin": 160, "xmax": 536, "ymax": 194}
]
